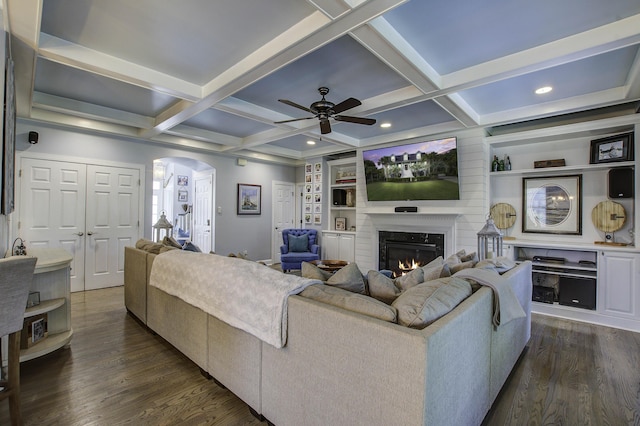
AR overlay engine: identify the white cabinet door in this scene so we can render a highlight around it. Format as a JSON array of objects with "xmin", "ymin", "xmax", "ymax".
[
  {"xmin": 322, "ymin": 232, "xmax": 340, "ymax": 260},
  {"xmin": 322, "ymin": 232, "xmax": 355, "ymax": 262},
  {"xmin": 598, "ymin": 251, "xmax": 639, "ymax": 318},
  {"xmin": 337, "ymin": 233, "xmax": 355, "ymax": 263}
]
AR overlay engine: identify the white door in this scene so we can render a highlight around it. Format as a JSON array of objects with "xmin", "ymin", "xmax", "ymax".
[
  {"xmin": 193, "ymin": 170, "xmax": 214, "ymax": 253},
  {"xmin": 19, "ymin": 158, "xmax": 87, "ymax": 291},
  {"xmin": 19, "ymin": 158, "xmax": 140, "ymax": 292},
  {"xmin": 85, "ymin": 165, "xmax": 140, "ymax": 290},
  {"xmin": 272, "ymin": 181, "xmax": 295, "ymax": 263}
]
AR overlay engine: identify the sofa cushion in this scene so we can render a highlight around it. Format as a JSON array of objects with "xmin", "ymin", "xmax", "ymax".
[
  {"xmin": 288, "ymin": 233, "xmax": 309, "ymax": 252},
  {"xmin": 326, "ymin": 263, "xmax": 366, "ymax": 294},
  {"xmin": 300, "ymin": 284, "xmax": 397, "ymax": 323},
  {"xmin": 392, "ymin": 277, "xmax": 472, "ymax": 329},
  {"xmin": 367, "ymin": 270, "xmax": 402, "ymax": 304},
  {"xmin": 135, "ymin": 238, "xmax": 164, "ymax": 254}
]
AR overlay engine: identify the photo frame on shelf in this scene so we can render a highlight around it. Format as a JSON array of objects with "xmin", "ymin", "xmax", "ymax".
[
  {"xmin": 335, "ymin": 217, "xmax": 346, "ymax": 231},
  {"xmin": 237, "ymin": 183, "xmax": 261, "ymax": 215},
  {"xmin": 523, "ymin": 175, "xmax": 582, "ymax": 235},
  {"xmin": 589, "ymin": 133, "xmax": 634, "ymax": 164}
]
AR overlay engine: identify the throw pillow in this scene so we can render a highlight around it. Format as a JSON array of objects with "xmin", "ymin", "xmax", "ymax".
[
  {"xmin": 301, "ymin": 261, "xmax": 333, "ymax": 281},
  {"xmin": 367, "ymin": 270, "xmax": 402, "ymax": 304},
  {"xmin": 392, "ymin": 277, "xmax": 472, "ymax": 329},
  {"xmin": 288, "ymin": 233, "xmax": 309, "ymax": 252},
  {"xmin": 394, "ymin": 267, "xmax": 425, "ymax": 291},
  {"xmin": 135, "ymin": 238, "xmax": 164, "ymax": 254},
  {"xmin": 300, "ymin": 284, "xmax": 398, "ymax": 323},
  {"xmin": 326, "ymin": 263, "xmax": 367, "ymax": 294},
  {"xmin": 162, "ymin": 236, "xmax": 182, "ymax": 249},
  {"xmin": 182, "ymin": 241, "xmax": 202, "ymax": 252},
  {"xmin": 448, "ymin": 260, "xmax": 476, "ymax": 274},
  {"xmin": 421, "ymin": 262, "xmax": 451, "ymax": 281}
]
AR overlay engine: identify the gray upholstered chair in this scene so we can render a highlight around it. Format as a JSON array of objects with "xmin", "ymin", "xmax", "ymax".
[{"xmin": 0, "ymin": 256, "xmax": 37, "ymax": 426}]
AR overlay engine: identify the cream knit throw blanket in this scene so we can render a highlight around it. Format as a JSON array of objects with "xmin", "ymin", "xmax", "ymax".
[
  {"xmin": 149, "ymin": 250, "xmax": 320, "ymax": 348},
  {"xmin": 453, "ymin": 268, "xmax": 526, "ymax": 327}
]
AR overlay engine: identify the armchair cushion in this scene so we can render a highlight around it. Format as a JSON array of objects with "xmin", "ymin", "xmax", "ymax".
[{"xmin": 288, "ymin": 234, "xmax": 309, "ymax": 252}]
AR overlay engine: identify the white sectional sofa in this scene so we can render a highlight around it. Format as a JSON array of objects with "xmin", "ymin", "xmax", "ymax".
[{"xmin": 124, "ymin": 242, "xmax": 532, "ymax": 426}]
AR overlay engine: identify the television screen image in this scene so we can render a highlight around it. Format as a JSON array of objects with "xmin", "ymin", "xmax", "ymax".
[{"xmin": 362, "ymin": 137, "xmax": 459, "ymax": 201}]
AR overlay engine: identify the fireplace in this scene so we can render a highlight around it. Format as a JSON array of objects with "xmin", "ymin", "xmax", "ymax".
[{"xmin": 379, "ymin": 231, "xmax": 444, "ymax": 277}]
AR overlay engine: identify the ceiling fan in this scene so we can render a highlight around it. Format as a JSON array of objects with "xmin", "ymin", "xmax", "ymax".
[{"xmin": 274, "ymin": 87, "xmax": 376, "ymax": 134}]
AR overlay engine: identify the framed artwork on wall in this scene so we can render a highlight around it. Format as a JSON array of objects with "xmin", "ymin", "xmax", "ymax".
[
  {"xmin": 237, "ymin": 183, "xmax": 261, "ymax": 215},
  {"xmin": 589, "ymin": 133, "xmax": 634, "ymax": 164},
  {"xmin": 522, "ymin": 175, "xmax": 582, "ymax": 235},
  {"xmin": 178, "ymin": 189, "xmax": 188, "ymax": 202}
]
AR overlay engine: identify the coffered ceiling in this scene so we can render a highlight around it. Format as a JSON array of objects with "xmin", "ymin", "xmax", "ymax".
[{"xmin": 7, "ymin": 0, "xmax": 640, "ymax": 163}]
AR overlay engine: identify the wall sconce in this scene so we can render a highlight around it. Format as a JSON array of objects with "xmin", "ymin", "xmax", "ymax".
[{"xmin": 477, "ymin": 215, "xmax": 503, "ymax": 260}]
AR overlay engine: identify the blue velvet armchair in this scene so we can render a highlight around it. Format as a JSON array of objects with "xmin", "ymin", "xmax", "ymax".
[{"xmin": 280, "ymin": 229, "xmax": 320, "ymax": 272}]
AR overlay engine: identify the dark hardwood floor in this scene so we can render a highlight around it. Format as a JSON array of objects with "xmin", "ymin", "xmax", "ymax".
[{"xmin": 2, "ymin": 286, "xmax": 639, "ymax": 425}]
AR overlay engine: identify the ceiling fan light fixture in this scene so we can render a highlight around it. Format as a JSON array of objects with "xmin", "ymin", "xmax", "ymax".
[{"xmin": 535, "ymin": 86, "xmax": 553, "ymax": 94}]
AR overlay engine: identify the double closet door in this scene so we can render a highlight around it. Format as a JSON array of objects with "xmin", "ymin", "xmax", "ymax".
[{"xmin": 18, "ymin": 157, "xmax": 141, "ymax": 292}]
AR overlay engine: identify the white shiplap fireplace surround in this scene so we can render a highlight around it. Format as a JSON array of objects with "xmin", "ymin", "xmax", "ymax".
[{"xmin": 351, "ymin": 131, "xmax": 486, "ymax": 273}]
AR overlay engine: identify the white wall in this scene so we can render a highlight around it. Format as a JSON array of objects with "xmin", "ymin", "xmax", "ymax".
[{"xmin": 9, "ymin": 120, "xmax": 297, "ymax": 260}]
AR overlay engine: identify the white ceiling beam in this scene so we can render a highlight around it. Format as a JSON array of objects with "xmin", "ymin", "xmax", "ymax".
[
  {"xmin": 144, "ymin": 0, "xmax": 409, "ymax": 139},
  {"xmin": 478, "ymin": 87, "xmax": 629, "ymax": 126},
  {"xmin": 7, "ymin": 0, "xmax": 41, "ymax": 117},
  {"xmin": 32, "ymin": 92, "xmax": 154, "ymax": 129},
  {"xmin": 442, "ymin": 14, "xmax": 640, "ymax": 91},
  {"xmin": 163, "ymin": 124, "xmax": 243, "ymax": 147},
  {"xmin": 38, "ymin": 33, "xmax": 202, "ymax": 101}
]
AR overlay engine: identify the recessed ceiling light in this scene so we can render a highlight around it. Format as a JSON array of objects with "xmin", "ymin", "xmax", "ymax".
[
  {"xmin": 535, "ymin": 86, "xmax": 553, "ymax": 94},
  {"xmin": 306, "ymin": 140, "xmax": 316, "ymax": 145},
  {"xmin": 380, "ymin": 122, "xmax": 392, "ymax": 128}
]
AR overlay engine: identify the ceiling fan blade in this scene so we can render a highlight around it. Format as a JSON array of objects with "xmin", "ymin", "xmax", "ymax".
[
  {"xmin": 278, "ymin": 99, "xmax": 314, "ymax": 114},
  {"xmin": 274, "ymin": 116, "xmax": 315, "ymax": 124},
  {"xmin": 334, "ymin": 115, "xmax": 376, "ymax": 126},
  {"xmin": 332, "ymin": 97, "xmax": 361, "ymax": 114},
  {"xmin": 320, "ymin": 119, "xmax": 331, "ymax": 134}
]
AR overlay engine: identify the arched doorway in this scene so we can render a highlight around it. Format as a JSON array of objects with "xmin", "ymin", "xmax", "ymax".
[{"xmin": 152, "ymin": 157, "xmax": 215, "ymax": 252}]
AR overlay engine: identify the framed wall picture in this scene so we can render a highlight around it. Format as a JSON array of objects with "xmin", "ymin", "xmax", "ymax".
[
  {"xmin": 177, "ymin": 189, "xmax": 188, "ymax": 202},
  {"xmin": 589, "ymin": 133, "xmax": 634, "ymax": 164},
  {"xmin": 237, "ymin": 183, "xmax": 261, "ymax": 215},
  {"xmin": 177, "ymin": 175, "xmax": 189, "ymax": 186},
  {"xmin": 335, "ymin": 217, "xmax": 346, "ymax": 231},
  {"xmin": 522, "ymin": 175, "xmax": 582, "ymax": 235}
]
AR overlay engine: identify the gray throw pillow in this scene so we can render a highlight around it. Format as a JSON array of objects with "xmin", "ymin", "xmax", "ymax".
[
  {"xmin": 288, "ymin": 234, "xmax": 309, "ymax": 252},
  {"xmin": 326, "ymin": 263, "xmax": 366, "ymax": 294},
  {"xmin": 367, "ymin": 270, "xmax": 402, "ymax": 304},
  {"xmin": 301, "ymin": 261, "xmax": 333, "ymax": 281},
  {"xmin": 394, "ymin": 267, "xmax": 425, "ymax": 291},
  {"xmin": 300, "ymin": 284, "xmax": 397, "ymax": 323},
  {"xmin": 392, "ymin": 277, "xmax": 472, "ymax": 329}
]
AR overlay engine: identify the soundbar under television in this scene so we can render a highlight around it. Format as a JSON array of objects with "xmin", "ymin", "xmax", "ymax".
[{"xmin": 362, "ymin": 137, "xmax": 459, "ymax": 201}]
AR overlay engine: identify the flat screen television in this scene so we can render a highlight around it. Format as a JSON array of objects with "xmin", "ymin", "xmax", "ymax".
[{"xmin": 362, "ymin": 137, "xmax": 459, "ymax": 201}]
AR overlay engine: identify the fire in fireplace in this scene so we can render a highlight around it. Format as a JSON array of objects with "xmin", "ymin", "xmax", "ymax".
[{"xmin": 379, "ymin": 231, "xmax": 444, "ymax": 277}]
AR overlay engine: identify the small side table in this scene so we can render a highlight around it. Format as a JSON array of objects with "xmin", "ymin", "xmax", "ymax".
[{"xmin": 309, "ymin": 259, "xmax": 349, "ymax": 273}]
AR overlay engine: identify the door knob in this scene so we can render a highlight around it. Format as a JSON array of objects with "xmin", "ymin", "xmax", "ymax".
[
  {"xmin": 74, "ymin": 232, "xmax": 84, "ymax": 236},
  {"xmin": 87, "ymin": 231, "xmax": 96, "ymax": 236}
]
